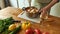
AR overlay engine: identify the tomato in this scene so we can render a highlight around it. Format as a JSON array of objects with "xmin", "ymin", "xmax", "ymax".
[
  {"xmin": 25, "ymin": 28, "xmax": 49, "ymax": 34},
  {"xmin": 34, "ymin": 29, "xmax": 42, "ymax": 34},
  {"xmin": 25, "ymin": 28, "xmax": 34, "ymax": 34}
]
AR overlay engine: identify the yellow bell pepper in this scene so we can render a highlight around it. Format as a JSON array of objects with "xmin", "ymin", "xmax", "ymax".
[
  {"xmin": 8, "ymin": 24, "xmax": 16, "ymax": 31},
  {"xmin": 22, "ymin": 21, "xmax": 31, "ymax": 30}
]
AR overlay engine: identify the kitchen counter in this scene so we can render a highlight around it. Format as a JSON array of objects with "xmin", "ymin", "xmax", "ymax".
[{"xmin": 0, "ymin": 7, "xmax": 60, "ymax": 34}]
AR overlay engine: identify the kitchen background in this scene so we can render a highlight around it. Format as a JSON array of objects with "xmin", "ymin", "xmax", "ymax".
[{"xmin": 0, "ymin": 0, "xmax": 60, "ymax": 17}]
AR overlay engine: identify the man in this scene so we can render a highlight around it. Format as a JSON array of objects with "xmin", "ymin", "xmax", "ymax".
[{"xmin": 34, "ymin": 0, "xmax": 59, "ymax": 20}]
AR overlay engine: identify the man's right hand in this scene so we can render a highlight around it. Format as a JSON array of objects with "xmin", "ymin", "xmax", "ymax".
[{"xmin": 39, "ymin": 7, "xmax": 48, "ymax": 19}]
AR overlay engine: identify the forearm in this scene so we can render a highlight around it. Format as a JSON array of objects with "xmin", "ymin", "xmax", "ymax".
[{"xmin": 45, "ymin": 0, "xmax": 58, "ymax": 10}]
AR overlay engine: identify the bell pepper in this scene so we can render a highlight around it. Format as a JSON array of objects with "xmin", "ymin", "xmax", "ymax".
[
  {"xmin": 9, "ymin": 25, "xmax": 21, "ymax": 34},
  {"xmin": 21, "ymin": 21, "xmax": 31, "ymax": 30},
  {"xmin": 8, "ymin": 24, "xmax": 16, "ymax": 31}
]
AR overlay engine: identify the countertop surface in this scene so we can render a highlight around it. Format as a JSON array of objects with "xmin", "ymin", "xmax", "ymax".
[{"xmin": 0, "ymin": 7, "xmax": 60, "ymax": 34}]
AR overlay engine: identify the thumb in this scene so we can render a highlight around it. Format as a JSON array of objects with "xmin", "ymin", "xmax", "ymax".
[{"xmin": 40, "ymin": 10, "xmax": 45, "ymax": 18}]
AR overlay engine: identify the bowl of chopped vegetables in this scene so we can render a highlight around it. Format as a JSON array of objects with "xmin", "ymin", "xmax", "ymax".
[{"xmin": 25, "ymin": 6, "xmax": 40, "ymax": 18}]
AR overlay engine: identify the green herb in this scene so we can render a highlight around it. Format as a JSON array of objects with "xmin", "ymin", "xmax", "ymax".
[{"xmin": 0, "ymin": 17, "xmax": 14, "ymax": 34}]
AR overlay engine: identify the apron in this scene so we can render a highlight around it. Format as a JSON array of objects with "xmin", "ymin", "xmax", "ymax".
[{"xmin": 34, "ymin": 0, "xmax": 52, "ymax": 9}]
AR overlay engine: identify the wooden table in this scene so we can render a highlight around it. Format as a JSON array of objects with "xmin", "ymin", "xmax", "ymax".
[{"xmin": 1, "ymin": 7, "xmax": 60, "ymax": 34}]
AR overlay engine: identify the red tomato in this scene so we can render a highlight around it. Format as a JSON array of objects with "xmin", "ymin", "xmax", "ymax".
[
  {"xmin": 34, "ymin": 29, "xmax": 42, "ymax": 34},
  {"xmin": 25, "ymin": 28, "xmax": 34, "ymax": 34}
]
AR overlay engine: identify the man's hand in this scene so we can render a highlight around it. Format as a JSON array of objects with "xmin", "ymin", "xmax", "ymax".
[
  {"xmin": 40, "ymin": 7, "xmax": 48, "ymax": 19},
  {"xmin": 39, "ymin": 0, "xmax": 58, "ymax": 19},
  {"xmin": 39, "ymin": 0, "xmax": 58, "ymax": 23}
]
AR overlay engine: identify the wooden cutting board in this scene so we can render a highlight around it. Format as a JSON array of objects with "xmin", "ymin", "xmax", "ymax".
[{"xmin": 1, "ymin": 7, "xmax": 60, "ymax": 34}]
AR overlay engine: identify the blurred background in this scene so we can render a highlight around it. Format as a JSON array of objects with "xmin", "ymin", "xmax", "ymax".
[{"xmin": 0, "ymin": 0, "xmax": 60, "ymax": 17}]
